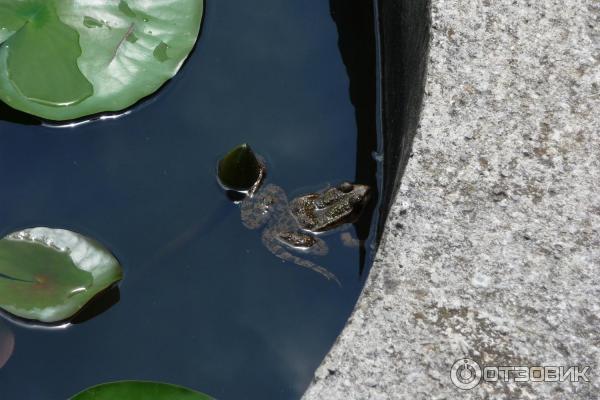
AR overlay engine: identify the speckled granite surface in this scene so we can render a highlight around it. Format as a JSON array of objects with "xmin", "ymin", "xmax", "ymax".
[{"xmin": 303, "ymin": 0, "xmax": 600, "ymax": 398}]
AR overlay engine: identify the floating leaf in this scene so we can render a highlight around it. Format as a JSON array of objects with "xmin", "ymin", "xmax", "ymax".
[
  {"xmin": 0, "ymin": 228, "xmax": 123, "ymax": 324},
  {"xmin": 71, "ymin": 381, "xmax": 214, "ymax": 400},
  {"xmin": 218, "ymin": 144, "xmax": 265, "ymax": 193},
  {"xmin": 0, "ymin": 320, "xmax": 14, "ymax": 369},
  {"xmin": 0, "ymin": 0, "xmax": 204, "ymax": 121}
]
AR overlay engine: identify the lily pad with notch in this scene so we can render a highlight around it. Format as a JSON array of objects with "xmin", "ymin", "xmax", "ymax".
[
  {"xmin": 0, "ymin": 227, "xmax": 123, "ymax": 324},
  {"xmin": 0, "ymin": 0, "xmax": 204, "ymax": 121}
]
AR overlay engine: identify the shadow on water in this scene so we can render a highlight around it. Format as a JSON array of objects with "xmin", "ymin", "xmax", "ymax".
[
  {"xmin": 375, "ymin": 0, "xmax": 431, "ymax": 238},
  {"xmin": 0, "ymin": 102, "xmax": 40, "ymax": 126},
  {"xmin": 71, "ymin": 286, "xmax": 121, "ymax": 325},
  {"xmin": 0, "ymin": 82, "xmax": 167, "ymax": 129},
  {"xmin": 330, "ymin": 0, "xmax": 379, "ymax": 276}
]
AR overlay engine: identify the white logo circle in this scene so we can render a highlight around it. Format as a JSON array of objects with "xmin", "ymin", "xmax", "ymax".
[{"xmin": 450, "ymin": 358, "xmax": 482, "ymax": 390}]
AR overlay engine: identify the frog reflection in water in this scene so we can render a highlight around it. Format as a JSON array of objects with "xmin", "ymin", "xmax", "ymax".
[{"xmin": 241, "ymin": 181, "xmax": 371, "ymax": 283}]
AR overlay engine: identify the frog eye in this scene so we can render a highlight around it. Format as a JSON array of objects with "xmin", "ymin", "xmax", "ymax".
[
  {"xmin": 338, "ymin": 182, "xmax": 353, "ymax": 193},
  {"xmin": 349, "ymin": 195, "xmax": 361, "ymax": 205}
]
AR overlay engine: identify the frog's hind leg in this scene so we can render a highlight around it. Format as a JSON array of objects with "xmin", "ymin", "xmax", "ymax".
[
  {"xmin": 262, "ymin": 229, "xmax": 340, "ymax": 285},
  {"xmin": 241, "ymin": 184, "xmax": 287, "ymax": 230},
  {"xmin": 304, "ymin": 236, "xmax": 328, "ymax": 256}
]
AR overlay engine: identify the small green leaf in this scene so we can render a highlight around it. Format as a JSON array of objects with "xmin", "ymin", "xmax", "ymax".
[
  {"xmin": 71, "ymin": 381, "xmax": 214, "ymax": 400},
  {"xmin": 218, "ymin": 144, "xmax": 265, "ymax": 193},
  {"xmin": 0, "ymin": 228, "xmax": 123, "ymax": 324},
  {"xmin": 0, "ymin": 0, "xmax": 204, "ymax": 121}
]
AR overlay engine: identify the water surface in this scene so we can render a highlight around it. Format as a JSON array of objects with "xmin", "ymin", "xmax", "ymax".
[{"xmin": 0, "ymin": 1, "xmax": 380, "ymax": 398}]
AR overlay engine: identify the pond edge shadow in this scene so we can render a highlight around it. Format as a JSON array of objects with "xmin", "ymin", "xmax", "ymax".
[{"xmin": 377, "ymin": 0, "xmax": 432, "ymax": 240}]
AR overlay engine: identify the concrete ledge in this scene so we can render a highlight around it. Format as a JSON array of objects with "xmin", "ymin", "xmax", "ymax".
[{"xmin": 304, "ymin": 0, "xmax": 600, "ymax": 398}]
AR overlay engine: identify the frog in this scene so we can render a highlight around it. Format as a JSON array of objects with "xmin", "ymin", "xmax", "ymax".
[{"xmin": 241, "ymin": 181, "xmax": 371, "ymax": 283}]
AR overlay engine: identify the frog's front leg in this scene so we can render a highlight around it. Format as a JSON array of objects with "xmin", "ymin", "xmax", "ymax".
[
  {"xmin": 277, "ymin": 231, "xmax": 329, "ymax": 256},
  {"xmin": 261, "ymin": 227, "xmax": 339, "ymax": 284}
]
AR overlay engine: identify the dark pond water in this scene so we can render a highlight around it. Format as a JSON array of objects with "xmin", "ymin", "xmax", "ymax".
[{"xmin": 0, "ymin": 0, "xmax": 380, "ymax": 399}]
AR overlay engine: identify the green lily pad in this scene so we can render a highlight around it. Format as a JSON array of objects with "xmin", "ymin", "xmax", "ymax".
[
  {"xmin": 71, "ymin": 381, "xmax": 214, "ymax": 400},
  {"xmin": 0, "ymin": 0, "xmax": 204, "ymax": 121},
  {"xmin": 218, "ymin": 144, "xmax": 265, "ymax": 193},
  {"xmin": 0, "ymin": 227, "xmax": 123, "ymax": 323}
]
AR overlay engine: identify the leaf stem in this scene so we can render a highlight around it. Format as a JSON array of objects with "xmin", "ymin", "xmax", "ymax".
[{"xmin": 110, "ymin": 22, "xmax": 136, "ymax": 63}]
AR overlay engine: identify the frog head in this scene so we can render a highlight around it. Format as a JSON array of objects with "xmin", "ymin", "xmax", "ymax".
[{"xmin": 291, "ymin": 182, "xmax": 371, "ymax": 232}]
